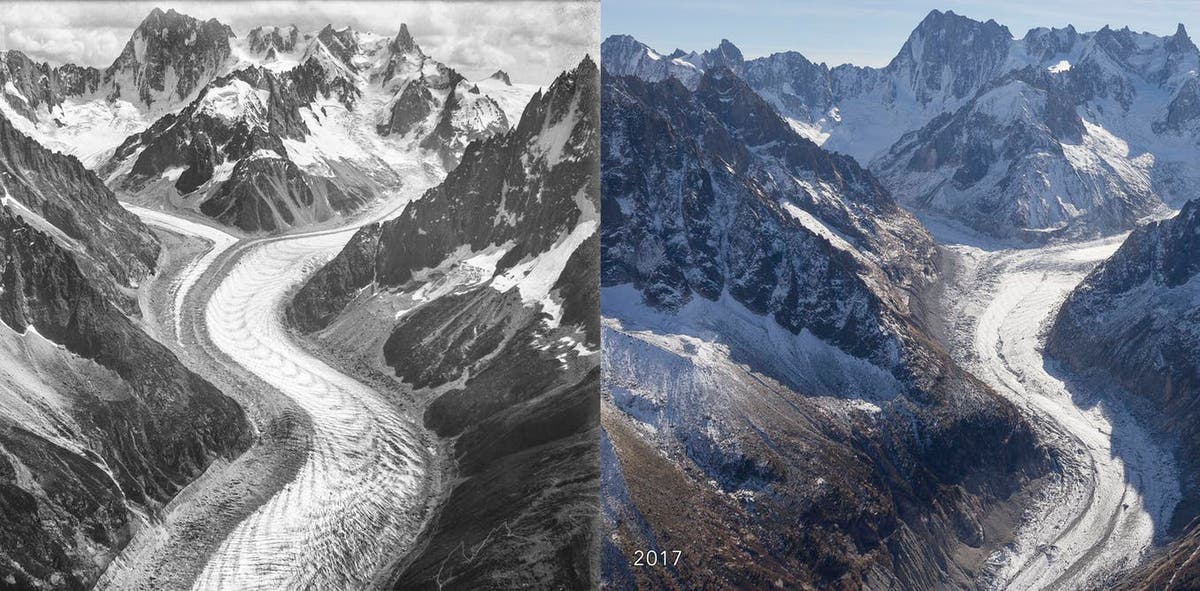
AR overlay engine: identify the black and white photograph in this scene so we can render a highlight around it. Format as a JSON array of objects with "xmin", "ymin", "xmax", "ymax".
[
  {"xmin": 12, "ymin": 0, "xmax": 1200, "ymax": 590},
  {"xmin": 0, "ymin": 2, "xmax": 598, "ymax": 589}
]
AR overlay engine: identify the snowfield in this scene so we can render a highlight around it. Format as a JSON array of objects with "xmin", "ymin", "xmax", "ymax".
[{"xmin": 938, "ymin": 236, "xmax": 1180, "ymax": 591}]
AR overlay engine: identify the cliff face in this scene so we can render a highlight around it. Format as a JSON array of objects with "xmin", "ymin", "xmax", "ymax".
[
  {"xmin": 599, "ymin": 67, "xmax": 1048, "ymax": 590},
  {"xmin": 288, "ymin": 58, "xmax": 600, "ymax": 589},
  {"xmin": 604, "ymin": 17, "xmax": 1200, "ymax": 241},
  {"xmin": 0, "ymin": 113, "xmax": 158, "ymax": 298},
  {"xmin": 96, "ymin": 16, "xmax": 511, "ymax": 234}
]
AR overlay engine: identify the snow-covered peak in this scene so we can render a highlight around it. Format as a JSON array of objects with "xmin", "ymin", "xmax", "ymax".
[
  {"xmin": 299, "ymin": 35, "xmax": 359, "ymax": 82},
  {"xmin": 246, "ymin": 25, "xmax": 300, "ymax": 56},
  {"xmin": 488, "ymin": 69, "xmax": 512, "ymax": 85},
  {"xmin": 314, "ymin": 24, "xmax": 361, "ymax": 67},
  {"xmin": 885, "ymin": 9, "xmax": 1014, "ymax": 104},
  {"xmin": 194, "ymin": 78, "xmax": 270, "ymax": 127},
  {"xmin": 600, "ymin": 35, "xmax": 704, "ymax": 87}
]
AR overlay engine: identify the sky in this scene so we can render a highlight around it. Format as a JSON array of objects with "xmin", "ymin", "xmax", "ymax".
[
  {"xmin": 602, "ymin": 0, "xmax": 1199, "ymax": 67},
  {"xmin": 0, "ymin": 1, "xmax": 599, "ymax": 86}
]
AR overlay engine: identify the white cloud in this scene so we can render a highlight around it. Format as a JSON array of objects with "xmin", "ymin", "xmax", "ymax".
[{"xmin": 0, "ymin": 1, "xmax": 598, "ymax": 86}]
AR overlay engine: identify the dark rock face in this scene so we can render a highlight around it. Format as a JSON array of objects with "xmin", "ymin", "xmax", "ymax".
[
  {"xmin": 0, "ymin": 113, "xmax": 158, "ymax": 296},
  {"xmin": 390, "ymin": 24, "xmax": 418, "ymax": 56},
  {"xmin": 386, "ymin": 289, "xmax": 599, "ymax": 591},
  {"xmin": 887, "ymin": 10, "xmax": 1013, "ymax": 104},
  {"xmin": 1023, "ymin": 25, "xmax": 1081, "ymax": 62},
  {"xmin": 0, "ymin": 51, "xmax": 101, "ymax": 120},
  {"xmin": 0, "ymin": 423, "xmax": 127, "ymax": 591},
  {"xmin": 599, "ymin": 67, "xmax": 1047, "ymax": 590},
  {"xmin": 200, "ymin": 154, "xmax": 367, "ymax": 232},
  {"xmin": 601, "ymin": 69, "xmax": 932, "ymax": 359},
  {"xmin": 104, "ymin": 8, "xmax": 234, "ymax": 106},
  {"xmin": 286, "ymin": 223, "xmax": 380, "ymax": 333},
  {"xmin": 376, "ymin": 78, "xmax": 435, "ymax": 137},
  {"xmin": 1158, "ymin": 76, "xmax": 1200, "ymax": 133},
  {"xmin": 1050, "ymin": 199, "xmax": 1200, "ymax": 496},
  {"xmin": 377, "ymin": 24, "xmax": 424, "ymax": 89},
  {"xmin": 246, "ymin": 25, "xmax": 300, "ymax": 56},
  {"xmin": 0, "ymin": 208, "xmax": 251, "ymax": 590},
  {"xmin": 289, "ymin": 58, "xmax": 600, "ymax": 590},
  {"xmin": 315, "ymin": 25, "xmax": 360, "ymax": 67}
]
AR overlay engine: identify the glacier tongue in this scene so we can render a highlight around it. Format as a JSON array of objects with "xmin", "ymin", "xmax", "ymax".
[{"xmin": 937, "ymin": 236, "xmax": 1179, "ymax": 591}]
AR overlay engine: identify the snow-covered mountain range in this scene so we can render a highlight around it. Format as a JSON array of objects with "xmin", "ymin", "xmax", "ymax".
[
  {"xmin": 0, "ymin": 8, "xmax": 538, "ymax": 233},
  {"xmin": 603, "ymin": 10, "xmax": 1200, "ymax": 240}
]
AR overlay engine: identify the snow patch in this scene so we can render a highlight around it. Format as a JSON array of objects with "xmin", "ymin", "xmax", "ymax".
[{"xmin": 1048, "ymin": 59, "xmax": 1072, "ymax": 73}]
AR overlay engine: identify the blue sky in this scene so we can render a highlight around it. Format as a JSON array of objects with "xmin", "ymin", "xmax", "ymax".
[{"xmin": 602, "ymin": 0, "xmax": 1198, "ymax": 67}]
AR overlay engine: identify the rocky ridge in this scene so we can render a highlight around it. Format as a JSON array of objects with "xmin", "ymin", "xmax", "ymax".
[{"xmin": 603, "ymin": 11, "xmax": 1200, "ymax": 240}]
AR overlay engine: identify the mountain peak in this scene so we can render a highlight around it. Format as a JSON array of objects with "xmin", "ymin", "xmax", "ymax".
[
  {"xmin": 1168, "ymin": 23, "xmax": 1197, "ymax": 54},
  {"xmin": 247, "ymin": 24, "xmax": 300, "ymax": 55},
  {"xmin": 702, "ymin": 39, "xmax": 744, "ymax": 71},
  {"xmin": 911, "ymin": 8, "xmax": 1010, "ymax": 37},
  {"xmin": 601, "ymin": 34, "xmax": 644, "ymax": 54},
  {"xmin": 579, "ymin": 53, "xmax": 597, "ymax": 74},
  {"xmin": 107, "ymin": 8, "xmax": 234, "ymax": 105},
  {"xmin": 316, "ymin": 24, "xmax": 360, "ymax": 66},
  {"xmin": 889, "ymin": 9, "xmax": 1013, "ymax": 102},
  {"xmin": 391, "ymin": 23, "xmax": 421, "ymax": 55},
  {"xmin": 488, "ymin": 69, "xmax": 512, "ymax": 85}
]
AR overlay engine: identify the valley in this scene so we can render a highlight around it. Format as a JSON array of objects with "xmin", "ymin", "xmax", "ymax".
[
  {"xmin": 99, "ymin": 182, "xmax": 441, "ymax": 589},
  {"xmin": 0, "ymin": 5, "xmax": 599, "ymax": 589},
  {"xmin": 935, "ymin": 232, "xmax": 1179, "ymax": 590}
]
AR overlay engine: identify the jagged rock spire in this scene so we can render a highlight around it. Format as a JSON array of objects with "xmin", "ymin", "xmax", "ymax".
[
  {"xmin": 489, "ymin": 69, "xmax": 512, "ymax": 85},
  {"xmin": 391, "ymin": 23, "xmax": 421, "ymax": 55}
]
